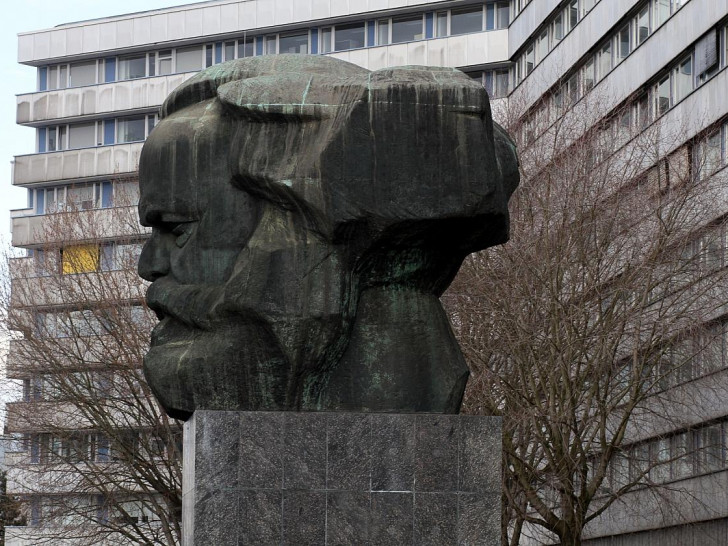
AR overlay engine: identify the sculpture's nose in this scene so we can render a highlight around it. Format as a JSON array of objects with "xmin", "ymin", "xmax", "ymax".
[{"xmin": 138, "ymin": 230, "xmax": 170, "ymax": 282}]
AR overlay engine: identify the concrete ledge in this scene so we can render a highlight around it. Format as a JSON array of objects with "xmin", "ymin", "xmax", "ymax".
[{"xmin": 182, "ymin": 411, "xmax": 501, "ymax": 545}]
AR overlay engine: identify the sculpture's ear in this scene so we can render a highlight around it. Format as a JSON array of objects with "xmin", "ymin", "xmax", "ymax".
[{"xmin": 218, "ymin": 74, "xmax": 365, "ymax": 122}]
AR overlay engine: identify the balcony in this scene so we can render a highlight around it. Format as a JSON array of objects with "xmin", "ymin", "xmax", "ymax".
[
  {"xmin": 13, "ymin": 142, "xmax": 143, "ymax": 186},
  {"xmin": 16, "ymin": 73, "xmax": 195, "ymax": 125},
  {"xmin": 328, "ymin": 30, "xmax": 508, "ymax": 72},
  {"xmin": 11, "ymin": 205, "xmax": 147, "ymax": 247},
  {"xmin": 6, "ymin": 335, "xmax": 140, "ymax": 378},
  {"xmin": 10, "ymin": 269, "xmax": 146, "ymax": 309}
]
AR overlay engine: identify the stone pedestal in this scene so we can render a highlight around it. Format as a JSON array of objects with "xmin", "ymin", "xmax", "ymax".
[{"xmin": 182, "ymin": 411, "xmax": 501, "ymax": 545}]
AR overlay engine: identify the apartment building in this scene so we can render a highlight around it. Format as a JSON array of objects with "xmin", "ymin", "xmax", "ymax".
[{"xmin": 5, "ymin": 0, "xmax": 728, "ymax": 544}]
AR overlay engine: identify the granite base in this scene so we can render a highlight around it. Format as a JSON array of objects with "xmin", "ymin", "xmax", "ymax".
[{"xmin": 182, "ymin": 411, "xmax": 501, "ymax": 545}]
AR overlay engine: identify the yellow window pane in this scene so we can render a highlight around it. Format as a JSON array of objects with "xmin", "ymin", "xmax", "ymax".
[{"xmin": 62, "ymin": 244, "xmax": 99, "ymax": 274}]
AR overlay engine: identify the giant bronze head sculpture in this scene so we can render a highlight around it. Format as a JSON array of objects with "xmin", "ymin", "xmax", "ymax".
[{"xmin": 138, "ymin": 55, "xmax": 518, "ymax": 420}]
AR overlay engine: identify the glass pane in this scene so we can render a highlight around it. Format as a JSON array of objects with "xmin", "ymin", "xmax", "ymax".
[
  {"xmin": 618, "ymin": 25, "xmax": 631, "ymax": 60},
  {"xmin": 435, "ymin": 12, "xmax": 447, "ymax": 37},
  {"xmin": 321, "ymin": 28, "xmax": 332, "ymax": 53},
  {"xmin": 67, "ymin": 184, "xmax": 96, "ymax": 209},
  {"xmin": 58, "ymin": 126, "xmax": 67, "ymax": 150},
  {"xmin": 59, "ymin": 65, "xmax": 68, "ymax": 89},
  {"xmin": 583, "ymin": 58, "xmax": 595, "ymax": 91},
  {"xmin": 334, "ymin": 23, "xmax": 366, "ymax": 51},
  {"xmin": 158, "ymin": 51, "xmax": 172, "ymax": 75},
  {"xmin": 224, "ymin": 41, "xmax": 235, "ymax": 60},
  {"xmin": 279, "ymin": 32, "xmax": 308, "ymax": 54},
  {"xmin": 656, "ymin": 76, "xmax": 670, "ymax": 115},
  {"xmin": 637, "ymin": 7, "xmax": 649, "ymax": 44},
  {"xmin": 391, "ymin": 15, "xmax": 423, "ymax": 43},
  {"xmin": 553, "ymin": 14, "xmax": 564, "ymax": 42},
  {"xmin": 536, "ymin": 30, "xmax": 548, "ymax": 62},
  {"xmin": 598, "ymin": 42, "xmax": 612, "ymax": 79},
  {"xmin": 48, "ymin": 66, "xmax": 58, "ymax": 90},
  {"xmin": 238, "ymin": 39, "xmax": 254, "ymax": 59},
  {"xmin": 68, "ymin": 122, "xmax": 96, "ymax": 149},
  {"xmin": 525, "ymin": 46, "xmax": 534, "ymax": 74},
  {"xmin": 265, "ymin": 36, "xmax": 277, "ymax": 55},
  {"xmin": 48, "ymin": 128, "xmax": 57, "ymax": 152},
  {"xmin": 450, "ymin": 6, "xmax": 482, "ymax": 36},
  {"xmin": 654, "ymin": 0, "xmax": 670, "ymax": 27},
  {"xmin": 69, "ymin": 61, "xmax": 96, "ymax": 87},
  {"xmin": 116, "ymin": 116, "xmax": 146, "ymax": 143},
  {"xmin": 496, "ymin": 2, "xmax": 510, "ymax": 28},
  {"xmin": 674, "ymin": 57, "xmax": 692, "ymax": 102},
  {"xmin": 118, "ymin": 55, "xmax": 146, "ymax": 80},
  {"xmin": 495, "ymin": 70, "xmax": 509, "ymax": 97},
  {"xmin": 569, "ymin": 0, "xmax": 579, "ymax": 30},
  {"xmin": 176, "ymin": 45, "xmax": 203, "ymax": 72},
  {"xmin": 378, "ymin": 21, "xmax": 390, "ymax": 45}
]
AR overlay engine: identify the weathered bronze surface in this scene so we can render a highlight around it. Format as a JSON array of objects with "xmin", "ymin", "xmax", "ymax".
[{"xmin": 138, "ymin": 55, "xmax": 518, "ymax": 420}]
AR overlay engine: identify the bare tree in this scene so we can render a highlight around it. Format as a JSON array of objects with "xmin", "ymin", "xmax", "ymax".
[
  {"xmin": 446, "ymin": 89, "xmax": 728, "ymax": 545},
  {"xmin": 1, "ymin": 182, "xmax": 181, "ymax": 545}
]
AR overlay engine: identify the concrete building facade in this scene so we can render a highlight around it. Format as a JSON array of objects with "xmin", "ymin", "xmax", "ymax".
[{"xmin": 5, "ymin": 0, "xmax": 728, "ymax": 544}]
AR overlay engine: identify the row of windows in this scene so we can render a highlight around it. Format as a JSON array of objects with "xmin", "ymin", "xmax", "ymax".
[
  {"xmin": 522, "ymin": 22, "xmax": 724, "ymax": 157},
  {"xmin": 37, "ymin": 114, "xmax": 156, "ymax": 153},
  {"xmin": 31, "ymin": 241, "xmax": 144, "ymax": 277},
  {"xmin": 25, "ymin": 494, "xmax": 164, "ymax": 527},
  {"xmin": 516, "ymin": 0, "xmax": 688, "ymax": 86},
  {"xmin": 606, "ymin": 418, "xmax": 728, "ymax": 493},
  {"xmin": 36, "ymin": 1, "xmax": 511, "ymax": 91},
  {"xmin": 27, "ymin": 179, "xmax": 139, "ymax": 215},
  {"xmin": 35, "ymin": 304, "xmax": 151, "ymax": 338},
  {"xmin": 466, "ymin": 68, "xmax": 511, "ymax": 98},
  {"xmin": 22, "ymin": 371, "xmax": 114, "ymax": 403},
  {"xmin": 23, "ymin": 430, "xmax": 170, "ymax": 466},
  {"xmin": 695, "ymin": 119, "xmax": 728, "ymax": 182}
]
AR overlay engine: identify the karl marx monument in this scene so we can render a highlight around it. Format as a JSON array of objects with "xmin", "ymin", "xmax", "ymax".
[{"xmin": 138, "ymin": 55, "xmax": 518, "ymax": 544}]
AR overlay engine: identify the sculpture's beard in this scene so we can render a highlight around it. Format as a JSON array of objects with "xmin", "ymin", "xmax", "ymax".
[{"xmin": 143, "ymin": 277, "xmax": 292, "ymax": 419}]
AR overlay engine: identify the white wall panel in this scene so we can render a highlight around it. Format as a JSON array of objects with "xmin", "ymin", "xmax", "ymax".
[
  {"xmin": 133, "ymin": 16, "xmax": 152, "ymax": 46},
  {"xmin": 202, "ymin": 6, "xmax": 222, "ymax": 36},
  {"xmin": 220, "ymin": 3, "xmax": 241, "ymax": 33}
]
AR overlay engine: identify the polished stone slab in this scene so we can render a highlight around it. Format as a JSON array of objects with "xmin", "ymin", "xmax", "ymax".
[{"xmin": 182, "ymin": 411, "xmax": 501, "ymax": 545}]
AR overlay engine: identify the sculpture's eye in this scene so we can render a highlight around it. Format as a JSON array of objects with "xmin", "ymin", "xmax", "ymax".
[{"xmin": 171, "ymin": 223, "xmax": 195, "ymax": 248}]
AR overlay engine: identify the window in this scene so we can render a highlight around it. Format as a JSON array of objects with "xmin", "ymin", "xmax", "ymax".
[
  {"xmin": 116, "ymin": 116, "xmax": 147, "ymax": 143},
  {"xmin": 673, "ymin": 56, "xmax": 692, "ymax": 102},
  {"xmin": 224, "ymin": 41, "xmax": 235, "ymax": 61},
  {"xmin": 496, "ymin": 1, "xmax": 510, "ymax": 29},
  {"xmin": 277, "ymin": 32, "xmax": 309, "ymax": 54},
  {"xmin": 118, "ymin": 54, "xmax": 146, "ymax": 80},
  {"xmin": 654, "ymin": 0, "xmax": 670, "ymax": 28},
  {"xmin": 635, "ymin": 6, "xmax": 650, "ymax": 45},
  {"xmin": 485, "ymin": 69, "xmax": 510, "ymax": 98},
  {"xmin": 617, "ymin": 24, "xmax": 631, "ymax": 63},
  {"xmin": 583, "ymin": 57, "xmax": 595, "ymax": 92},
  {"xmin": 67, "ymin": 184, "xmax": 98, "ymax": 210},
  {"xmin": 597, "ymin": 41, "xmax": 612, "ymax": 80},
  {"xmin": 176, "ymin": 45, "xmax": 203, "ymax": 72},
  {"xmin": 696, "ymin": 130, "xmax": 723, "ymax": 180},
  {"xmin": 333, "ymin": 22, "xmax": 366, "ymax": 51},
  {"xmin": 654, "ymin": 75, "xmax": 671, "ymax": 117},
  {"xmin": 696, "ymin": 426, "xmax": 723, "ymax": 473},
  {"xmin": 157, "ymin": 50, "xmax": 173, "ymax": 75},
  {"xmin": 62, "ymin": 245, "xmax": 100, "ymax": 275},
  {"xmin": 552, "ymin": 12, "xmax": 564, "ymax": 43},
  {"xmin": 69, "ymin": 61, "xmax": 97, "ymax": 87},
  {"xmin": 636, "ymin": 94, "xmax": 650, "ymax": 128},
  {"xmin": 568, "ymin": 0, "xmax": 579, "ymax": 30},
  {"xmin": 671, "ymin": 432, "xmax": 693, "ymax": 479},
  {"xmin": 391, "ymin": 15, "xmax": 424, "ymax": 44},
  {"xmin": 68, "ymin": 122, "xmax": 97, "ymax": 149},
  {"xmin": 525, "ymin": 45, "xmax": 535, "ymax": 75},
  {"xmin": 535, "ymin": 29, "xmax": 549, "ymax": 63},
  {"xmin": 450, "ymin": 6, "xmax": 483, "ymax": 35},
  {"xmin": 238, "ymin": 38, "xmax": 255, "ymax": 58}
]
